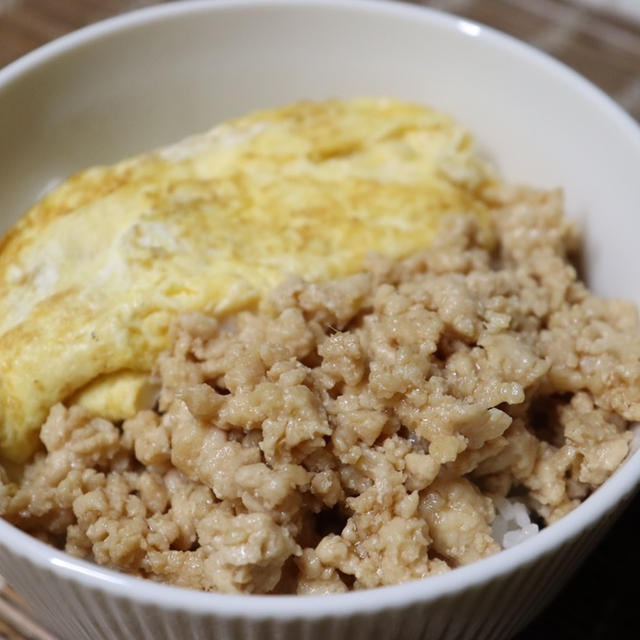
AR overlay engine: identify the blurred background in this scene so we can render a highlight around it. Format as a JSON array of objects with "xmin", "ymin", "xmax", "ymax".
[{"xmin": 0, "ymin": 1, "xmax": 639, "ymax": 639}]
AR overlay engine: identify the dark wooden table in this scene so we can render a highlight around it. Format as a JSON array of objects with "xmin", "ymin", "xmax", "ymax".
[{"xmin": 1, "ymin": 1, "xmax": 639, "ymax": 639}]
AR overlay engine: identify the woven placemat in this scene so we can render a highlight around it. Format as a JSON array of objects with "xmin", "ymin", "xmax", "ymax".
[{"xmin": 0, "ymin": 1, "xmax": 639, "ymax": 638}]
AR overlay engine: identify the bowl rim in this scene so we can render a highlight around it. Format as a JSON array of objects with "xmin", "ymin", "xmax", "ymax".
[{"xmin": 1, "ymin": 0, "xmax": 640, "ymax": 621}]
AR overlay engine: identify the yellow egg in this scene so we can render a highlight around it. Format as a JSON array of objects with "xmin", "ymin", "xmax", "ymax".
[{"xmin": 0, "ymin": 98, "xmax": 496, "ymax": 462}]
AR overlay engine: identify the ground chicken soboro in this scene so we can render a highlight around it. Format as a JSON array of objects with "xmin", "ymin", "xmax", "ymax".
[{"xmin": 2, "ymin": 186, "xmax": 639, "ymax": 594}]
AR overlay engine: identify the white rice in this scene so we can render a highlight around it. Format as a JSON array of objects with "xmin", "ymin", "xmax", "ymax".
[{"xmin": 492, "ymin": 496, "xmax": 540, "ymax": 549}]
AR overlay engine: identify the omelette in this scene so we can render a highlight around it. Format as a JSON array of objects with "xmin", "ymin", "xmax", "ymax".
[{"xmin": 0, "ymin": 98, "xmax": 496, "ymax": 463}]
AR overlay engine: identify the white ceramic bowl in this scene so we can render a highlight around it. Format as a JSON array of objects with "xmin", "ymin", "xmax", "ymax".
[{"xmin": 1, "ymin": 1, "xmax": 640, "ymax": 639}]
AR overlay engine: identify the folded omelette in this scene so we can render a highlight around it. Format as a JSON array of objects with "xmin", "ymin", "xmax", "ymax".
[{"xmin": 0, "ymin": 98, "xmax": 495, "ymax": 462}]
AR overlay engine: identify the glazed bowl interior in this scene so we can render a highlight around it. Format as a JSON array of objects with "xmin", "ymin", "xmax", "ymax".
[{"xmin": 1, "ymin": 0, "xmax": 640, "ymax": 624}]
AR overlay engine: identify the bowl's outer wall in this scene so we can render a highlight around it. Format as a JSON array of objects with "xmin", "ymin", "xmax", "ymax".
[{"xmin": 1, "ymin": 1, "xmax": 640, "ymax": 639}]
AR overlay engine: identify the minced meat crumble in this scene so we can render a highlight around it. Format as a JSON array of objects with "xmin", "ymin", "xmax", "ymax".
[{"xmin": 1, "ymin": 186, "xmax": 638, "ymax": 594}]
